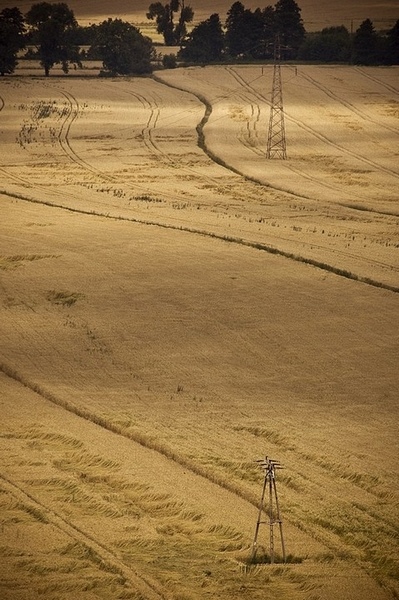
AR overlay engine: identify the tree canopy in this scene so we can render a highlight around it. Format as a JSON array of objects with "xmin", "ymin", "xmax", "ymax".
[
  {"xmin": 26, "ymin": 2, "xmax": 81, "ymax": 75},
  {"xmin": 0, "ymin": 7, "xmax": 25, "ymax": 76},
  {"xmin": 225, "ymin": 0, "xmax": 305, "ymax": 60},
  {"xmin": 91, "ymin": 18, "xmax": 154, "ymax": 75},
  {"xmin": 225, "ymin": 3, "xmax": 268, "ymax": 58},
  {"xmin": 274, "ymin": 0, "xmax": 305, "ymax": 58},
  {"xmin": 298, "ymin": 26, "xmax": 351, "ymax": 62},
  {"xmin": 352, "ymin": 18, "xmax": 379, "ymax": 65},
  {"xmin": 147, "ymin": 1, "xmax": 194, "ymax": 45},
  {"xmin": 386, "ymin": 19, "xmax": 399, "ymax": 65},
  {"xmin": 1, "ymin": 1, "xmax": 398, "ymax": 76},
  {"xmin": 179, "ymin": 13, "xmax": 224, "ymax": 63}
]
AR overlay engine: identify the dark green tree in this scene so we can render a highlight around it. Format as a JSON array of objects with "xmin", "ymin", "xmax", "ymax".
[
  {"xmin": 274, "ymin": 0, "xmax": 305, "ymax": 59},
  {"xmin": 258, "ymin": 6, "xmax": 276, "ymax": 59},
  {"xmin": 352, "ymin": 18, "xmax": 379, "ymax": 65},
  {"xmin": 298, "ymin": 26, "xmax": 351, "ymax": 62},
  {"xmin": 179, "ymin": 13, "xmax": 224, "ymax": 62},
  {"xmin": 225, "ymin": 3, "xmax": 273, "ymax": 58},
  {"xmin": 92, "ymin": 18, "xmax": 154, "ymax": 75},
  {"xmin": 385, "ymin": 19, "xmax": 399, "ymax": 64},
  {"xmin": 26, "ymin": 2, "xmax": 81, "ymax": 76},
  {"xmin": 147, "ymin": 0, "xmax": 193, "ymax": 46},
  {"xmin": 225, "ymin": 2, "xmax": 245, "ymax": 57},
  {"xmin": 0, "ymin": 7, "xmax": 26, "ymax": 76}
]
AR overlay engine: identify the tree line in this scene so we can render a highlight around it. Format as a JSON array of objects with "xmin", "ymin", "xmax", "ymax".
[{"xmin": 1, "ymin": 1, "xmax": 398, "ymax": 77}]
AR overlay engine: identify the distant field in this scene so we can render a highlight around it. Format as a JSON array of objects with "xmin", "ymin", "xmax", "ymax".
[
  {"xmin": 1, "ymin": 65, "xmax": 398, "ymax": 600},
  {"xmin": 3, "ymin": 0, "xmax": 398, "ymax": 31}
]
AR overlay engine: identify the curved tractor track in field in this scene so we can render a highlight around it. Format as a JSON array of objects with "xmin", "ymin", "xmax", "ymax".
[
  {"xmin": 46, "ymin": 84, "xmax": 117, "ymax": 183},
  {"xmin": 103, "ymin": 83, "xmax": 176, "ymax": 165},
  {"xmin": 0, "ymin": 82, "xmax": 102, "ymax": 202},
  {"xmin": 201, "ymin": 66, "xmax": 372, "ymax": 204},
  {"xmin": 103, "ymin": 81, "xmax": 250, "ymax": 192},
  {"xmin": 1, "ymin": 347, "xmax": 398, "ymax": 593},
  {"xmin": 5, "ymin": 186, "xmax": 399, "ymax": 293},
  {"xmin": 0, "ymin": 473, "xmax": 168, "ymax": 600},
  {"xmin": 53, "ymin": 82, "xmax": 231, "ymax": 208},
  {"xmin": 6, "ymin": 81, "xmax": 202, "ymax": 209}
]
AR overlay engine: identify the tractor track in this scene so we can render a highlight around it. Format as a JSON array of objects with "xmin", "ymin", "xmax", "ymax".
[
  {"xmin": 3, "ymin": 80, "xmax": 204, "ymax": 208},
  {"xmin": 155, "ymin": 69, "xmax": 375, "ymax": 208},
  {"xmin": 204, "ymin": 67, "xmax": 377, "ymax": 204},
  {"xmin": 0, "ymin": 472, "xmax": 168, "ymax": 600},
  {"xmin": 52, "ymin": 81, "xmax": 228, "ymax": 204},
  {"xmin": 101, "ymin": 77, "xmax": 399, "ymax": 291},
  {"xmin": 297, "ymin": 67, "xmax": 399, "ymax": 137},
  {"xmin": 101, "ymin": 80, "xmax": 248, "ymax": 190},
  {"xmin": 354, "ymin": 66, "xmax": 399, "ymax": 95},
  {"xmin": 45, "ymin": 83, "xmax": 117, "ymax": 183},
  {"xmin": 170, "ymin": 64, "xmax": 399, "ymax": 226}
]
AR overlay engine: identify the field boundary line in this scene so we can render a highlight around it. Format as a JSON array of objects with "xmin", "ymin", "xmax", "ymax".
[{"xmin": 2, "ymin": 188, "xmax": 398, "ymax": 293}]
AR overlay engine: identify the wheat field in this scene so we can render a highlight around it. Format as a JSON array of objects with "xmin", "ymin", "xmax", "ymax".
[{"xmin": 1, "ymin": 62, "xmax": 398, "ymax": 599}]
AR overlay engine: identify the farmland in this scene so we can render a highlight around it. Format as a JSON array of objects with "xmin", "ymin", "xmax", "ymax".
[{"xmin": 1, "ymin": 64, "xmax": 398, "ymax": 600}]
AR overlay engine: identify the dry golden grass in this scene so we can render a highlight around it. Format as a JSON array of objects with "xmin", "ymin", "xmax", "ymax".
[{"xmin": 1, "ymin": 65, "xmax": 398, "ymax": 599}]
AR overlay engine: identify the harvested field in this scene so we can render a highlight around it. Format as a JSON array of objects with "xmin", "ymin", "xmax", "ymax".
[{"xmin": 1, "ymin": 64, "xmax": 398, "ymax": 600}]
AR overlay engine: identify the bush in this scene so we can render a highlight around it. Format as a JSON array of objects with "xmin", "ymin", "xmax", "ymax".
[{"xmin": 162, "ymin": 53, "xmax": 177, "ymax": 68}]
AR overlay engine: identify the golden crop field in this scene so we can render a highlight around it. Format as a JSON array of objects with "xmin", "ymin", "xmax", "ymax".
[{"xmin": 1, "ymin": 62, "xmax": 398, "ymax": 600}]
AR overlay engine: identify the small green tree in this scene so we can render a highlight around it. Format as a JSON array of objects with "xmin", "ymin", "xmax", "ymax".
[
  {"xmin": 162, "ymin": 53, "xmax": 177, "ymax": 68},
  {"xmin": 179, "ymin": 13, "xmax": 224, "ymax": 63},
  {"xmin": 26, "ymin": 2, "xmax": 81, "ymax": 76},
  {"xmin": 92, "ymin": 18, "xmax": 154, "ymax": 75},
  {"xmin": 0, "ymin": 7, "xmax": 26, "ymax": 76},
  {"xmin": 147, "ymin": 0, "xmax": 193, "ymax": 46}
]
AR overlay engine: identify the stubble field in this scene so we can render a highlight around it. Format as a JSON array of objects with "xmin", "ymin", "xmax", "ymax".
[{"xmin": 1, "ymin": 64, "xmax": 398, "ymax": 600}]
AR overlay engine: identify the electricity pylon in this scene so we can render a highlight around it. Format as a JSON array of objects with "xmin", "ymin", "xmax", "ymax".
[
  {"xmin": 250, "ymin": 457, "xmax": 286, "ymax": 564},
  {"xmin": 266, "ymin": 36, "xmax": 287, "ymax": 159}
]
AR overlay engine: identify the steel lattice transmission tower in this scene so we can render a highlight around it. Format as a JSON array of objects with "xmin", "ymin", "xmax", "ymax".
[
  {"xmin": 266, "ymin": 36, "xmax": 287, "ymax": 159},
  {"xmin": 250, "ymin": 456, "xmax": 286, "ymax": 564}
]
